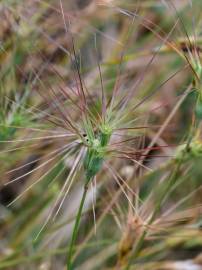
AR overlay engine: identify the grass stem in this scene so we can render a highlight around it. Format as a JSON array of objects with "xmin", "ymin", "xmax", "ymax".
[{"xmin": 67, "ymin": 184, "xmax": 88, "ymax": 270}]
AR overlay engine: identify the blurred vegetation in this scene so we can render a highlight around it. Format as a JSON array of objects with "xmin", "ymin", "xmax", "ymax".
[{"xmin": 0, "ymin": 0, "xmax": 202, "ymax": 269}]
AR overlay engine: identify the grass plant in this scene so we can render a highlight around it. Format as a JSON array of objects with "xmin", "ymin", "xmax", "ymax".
[{"xmin": 0, "ymin": 1, "xmax": 202, "ymax": 270}]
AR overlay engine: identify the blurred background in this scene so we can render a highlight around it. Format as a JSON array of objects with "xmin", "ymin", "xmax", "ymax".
[{"xmin": 0, "ymin": 0, "xmax": 202, "ymax": 269}]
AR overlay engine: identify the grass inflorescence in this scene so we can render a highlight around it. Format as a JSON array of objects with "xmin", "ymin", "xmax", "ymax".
[{"xmin": 0, "ymin": 1, "xmax": 202, "ymax": 270}]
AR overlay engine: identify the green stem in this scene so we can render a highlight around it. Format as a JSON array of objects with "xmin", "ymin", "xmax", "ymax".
[{"xmin": 67, "ymin": 184, "xmax": 88, "ymax": 270}]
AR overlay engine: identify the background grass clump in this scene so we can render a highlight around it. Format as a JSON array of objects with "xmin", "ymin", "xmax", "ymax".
[{"xmin": 0, "ymin": 0, "xmax": 202, "ymax": 269}]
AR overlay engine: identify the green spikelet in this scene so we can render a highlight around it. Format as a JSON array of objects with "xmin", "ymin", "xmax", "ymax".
[{"xmin": 84, "ymin": 126, "xmax": 112, "ymax": 183}]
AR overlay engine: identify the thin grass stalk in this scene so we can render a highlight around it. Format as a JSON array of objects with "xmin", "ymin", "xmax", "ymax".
[{"xmin": 67, "ymin": 184, "xmax": 89, "ymax": 270}]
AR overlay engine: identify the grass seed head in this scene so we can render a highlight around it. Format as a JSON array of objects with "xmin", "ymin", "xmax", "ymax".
[{"xmin": 83, "ymin": 122, "xmax": 112, "ymax": 182}]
